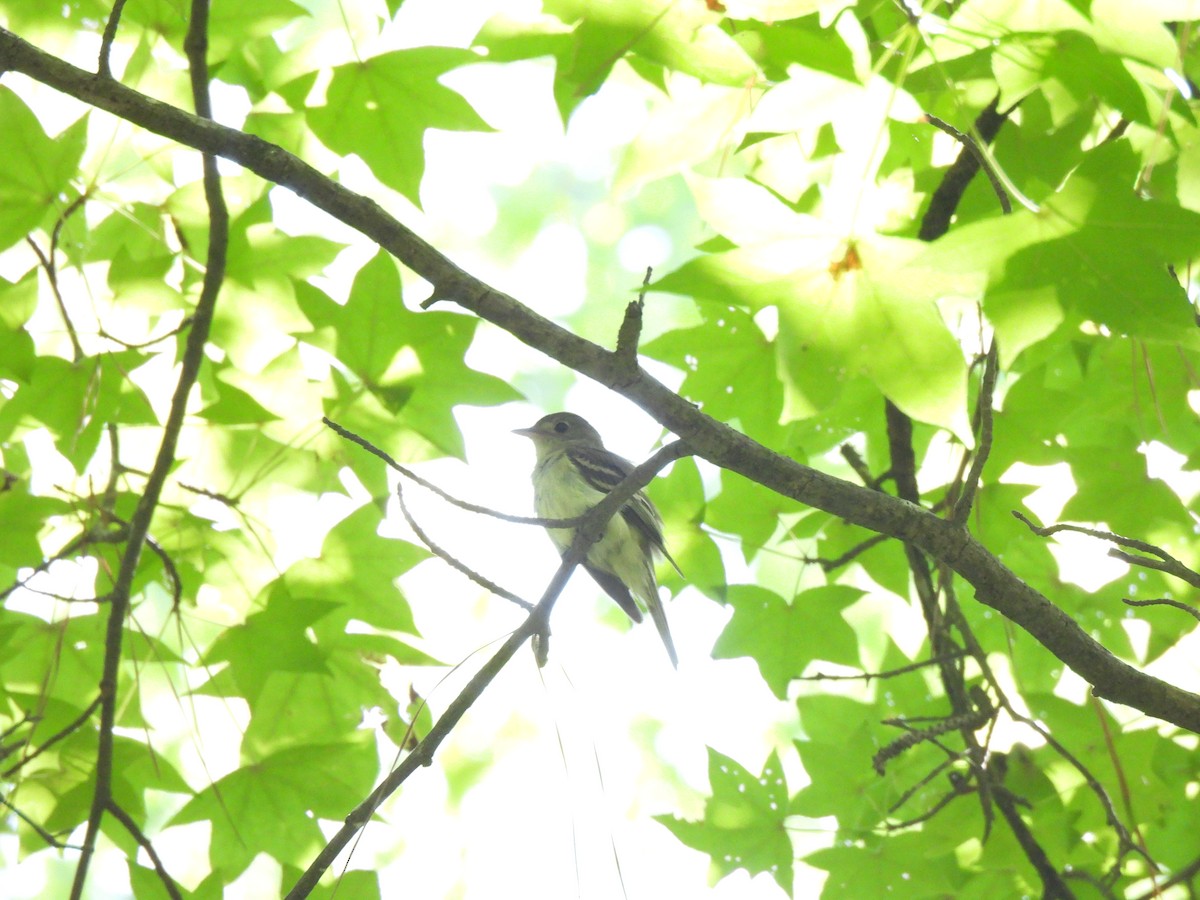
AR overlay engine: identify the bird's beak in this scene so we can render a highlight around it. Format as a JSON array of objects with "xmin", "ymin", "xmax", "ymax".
[{"xmin": 513, "ymin": 426, "xmax": 537, "ymax": 438}]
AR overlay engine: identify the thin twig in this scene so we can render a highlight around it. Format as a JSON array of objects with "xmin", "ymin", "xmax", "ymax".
[
  {"xmin": 0, "ymin": 711, "xmax": 35, "ymax": 749},
  {"xmin": 323, "ymin": 417, "xmax": 546, "ymax": 524},
  {"xmin": 919, "ymin": 97, "xmax": 1010, "ymax": 242},
  {"xmin": 0, "ymin": 526, "xmax": 126, "ymax": 603},
  {"xmin": 105, "ymin": 801, "xmax": 182, "ymax": 900},
  {"xmin": 1132, "ymin": 853, "xmax": 1200, "ymax": 899},
  {"xmin": 0, "ymin": 794, "xmax": 82, "ymax": 850},
  {"xmin": 1123, "ymin": 597, "xmax": 1200, "ymax": 623},
  {"xmin": 323, "ymin": 416, "xmax": 691, "ymax": 531},
  {"xmin": 176, "ymin": 480, "xmax": 239, "ymax": 507},
  {"xmin": 1088, "ymin": 695, "xmax": 1160, "ymax": 880},
  {"xmin": 395, "ymin": 480, "xmax": 533, "ymax": 612},
  {"xmin": 25, "ymin": 235, "xmax": 84, "ymax": 361},
  {"xmin": 800, "ymin": 649, "xmax": 966, "ymax": 682},
  {"xmin": 98, "ymin": 316, "xmax": 192, "ymax": 351},
  {"xmin": 1013, "ymin": 511, "xmax": 1200, "ymax": 590},
  {"xmin": 838, "ymin": 443, "xmax": 878, "ymax": 489},
  {"xmin": 49, "ymin": 192, "xmax": 87, "ymax": 260},
  {"xmin": 952, "ymin": 340, "xmax": 999, "ymax": 526},
  {"xmin": 803, "ymin": 532, "xmax": 888, "ymax": 572},
  {"xmin": 921, "ymin": 113, "xmax": 1012, "ymax": 215}
]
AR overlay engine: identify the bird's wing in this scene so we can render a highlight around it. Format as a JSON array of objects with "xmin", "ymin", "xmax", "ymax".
[{"xmin": 565, "ymin": 445, "xmax": 682, "ymax": 575}]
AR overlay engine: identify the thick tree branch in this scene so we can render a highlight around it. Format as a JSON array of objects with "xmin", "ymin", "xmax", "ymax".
[{"xmin": 4, "ymin": 29, "xmax": 1198, "ymax": 734}]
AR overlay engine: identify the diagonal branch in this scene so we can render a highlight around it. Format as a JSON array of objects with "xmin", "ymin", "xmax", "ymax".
[
  {"xmin": 283, "ymin": 440, "xmax": 689, "ymax": 899},
  {"xmin": 105, "ymin": 801, "xmax": 182, "ymax": 900}
]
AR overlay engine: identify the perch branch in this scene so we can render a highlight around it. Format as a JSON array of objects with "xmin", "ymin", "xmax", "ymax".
[{"xmin": 284, "ymin": 440, "xmax": 688, "ymax": 899}]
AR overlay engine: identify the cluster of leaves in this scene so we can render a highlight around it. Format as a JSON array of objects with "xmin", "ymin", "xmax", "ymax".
[{"xmin": 2, "ymin": 0, "xmax": 1200, "ymax": 898}]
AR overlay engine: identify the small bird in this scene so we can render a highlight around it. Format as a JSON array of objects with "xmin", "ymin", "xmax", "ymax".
[{"xmin": 514, "ymin": 412, "xmax": 681, "ymax": 667}]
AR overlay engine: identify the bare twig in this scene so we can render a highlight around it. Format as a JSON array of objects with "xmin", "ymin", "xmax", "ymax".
[
  {"xmin": 0, "ymin": 794, "xmax": 82, "ymax": 850},
  {"xmin": 0, "ymin": 525, "xmax": 126, "ymax": 603},
  {"xmin": 323, "ymin": 416, "xmax": 547, "ymax": 525},
  {"xmin": 1013, "ymin": 511, "xmax": 1200, "ymax": 590},
  {"xmin": 919, "ymin": 97, "xmax": 1010, "ymax": 241},
  {"xmin": 800, "ymin": 649, "xmax": 967, "ymax": 682},
  {"xmin": 176, "ymin": 480, "xmax": 238, "ymax": 507},
  {"xmin": 105, "ymin": 801, "xmax": 182, "ymax": 900},
  {"xmin": 921, "ymin": 113, "xmax": 1012, "ymax": 216},
  {"xmin": 395, "ymin": 480, "xmax": 534, "ymax": 612},
  {"xmin": 25, "ymin": 235, "xmax": 84, "ymax": 361},
  {"xmin": 1089, "ymin": 695, "xmax": 1160, "ymax": 879},
  {"xmin": 804, "ymin": 533, "xmax": 888, "ymax": 572},
  {"xmin": 98, "ymin": 316, "xmax": 192, "ymax": 351},
  {"xmin": 952, "ymin": 340, "xmax": 999, "ymax": 526},
  {"xmin": 1, "ymin": 694, "xmax": 101, "ymax": 779},
  {"xmin": 1123, "ymin": 597, "xmax": 1200, "ymax": 623},
  {"xmin": 838, "ymin": 443, "xmax": 879, "ymax": 489},
  {"xmin": 323, "ymin": 415, "xmax": 692, "ymax": 532},
  {"xmin": 1132, "ymin": 853, "xmax": 1200, "ymax": 899},
  {"xmin": 284, "ymin": 440, "xmax": 688, "ymax": 899}
]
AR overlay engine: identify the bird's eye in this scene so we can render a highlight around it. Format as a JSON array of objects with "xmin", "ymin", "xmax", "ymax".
[{"xmin": 554, "ymin": 421, "xmax": 569, "ymax": 434}]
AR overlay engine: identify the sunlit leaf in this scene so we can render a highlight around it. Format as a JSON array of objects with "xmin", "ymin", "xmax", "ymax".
[
  {"xmin": 0, "ymin": 88, "xmax": 86, "ymax": 252},
  {"xmin": 308, "ymin": 48, "xmax": 492, "ymax": 207},
  {"xmin": 656, "ymin": 748, "xmax": 793, "ymax": 892}
]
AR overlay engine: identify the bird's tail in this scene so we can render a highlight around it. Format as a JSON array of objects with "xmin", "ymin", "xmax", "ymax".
[{"xmin": 646, "ymin": 592, "xmax": 678, "ymax": 669}]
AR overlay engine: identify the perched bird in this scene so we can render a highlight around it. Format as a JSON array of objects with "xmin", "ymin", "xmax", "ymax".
[{"xmin": 514, "ymin": 412, "xmax": 681, "ymax": 667}]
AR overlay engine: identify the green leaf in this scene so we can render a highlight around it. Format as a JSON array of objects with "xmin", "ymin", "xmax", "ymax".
[
  {"xmin": 285, "ymin": 504, "xmax": 429, "ymax": 634},
  {"xmin": 649, "ymin": 457, "xmax": 726, "ymax": 599},
  {"xmin": 199, "ymin": 376, "xmax": 284, "ymax": 424},
  {"xmin": 170, "ymin": 737, "xmax": 377, "ymax": 877},
  {"xmin": 790, "ymin": 695, "xmax": 887, "ymax": 829},
  {"xmin": 923, "ymin": 143, "xmax": 1200, "ymax": 345},
  {"xmin": 713, "ymin": 584, "xmax": 862, "ymax": 697},
  {"xmin": 659, "ymin": 234, "xmax": 972, "ymax": 439},
  {"xmin": 656, "ymin": 748, "xmax": 792, "ymax": 893},
  {"xmin": 1047, "ymin": 32, "xmax": 1151, "ymax": 126},
  {"xmin": 728, "ymin": 12, "xmax": 858, "ymax": 83},
  {"xmin": 307, "ymin": 48, "xmax": 492, "ymax": 207},
  {"xmin": 205, "ymin": 586, "xmax": 338, "ymax": 700},
  {"xmin": 0, "ymin": 88, "xmax": 86, "ymax": 252},
  {"xmin": 481, "ymin": 0, "xmax": 758, "ymax": 120},
  {"xmin": 0, "ymin": 270, "xmax": 38, "ymax": 382},
  {"xmin": 0, "ymin": 494, "xmax": 68, "ymax": 564},
  {"xmin": 644, "ymin": 303, "xmax": 784, "ymax": 444},
  {"xmin": 232, "ymin": 628, "xmax": 438, "ymax": 760},
  {"xmin": 708, "ymin": 468, "xmax": 795, "ymax": 561},
  {"xmin": 298, "ymin": 252, "xmax": 522, "ymax": 457}
]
